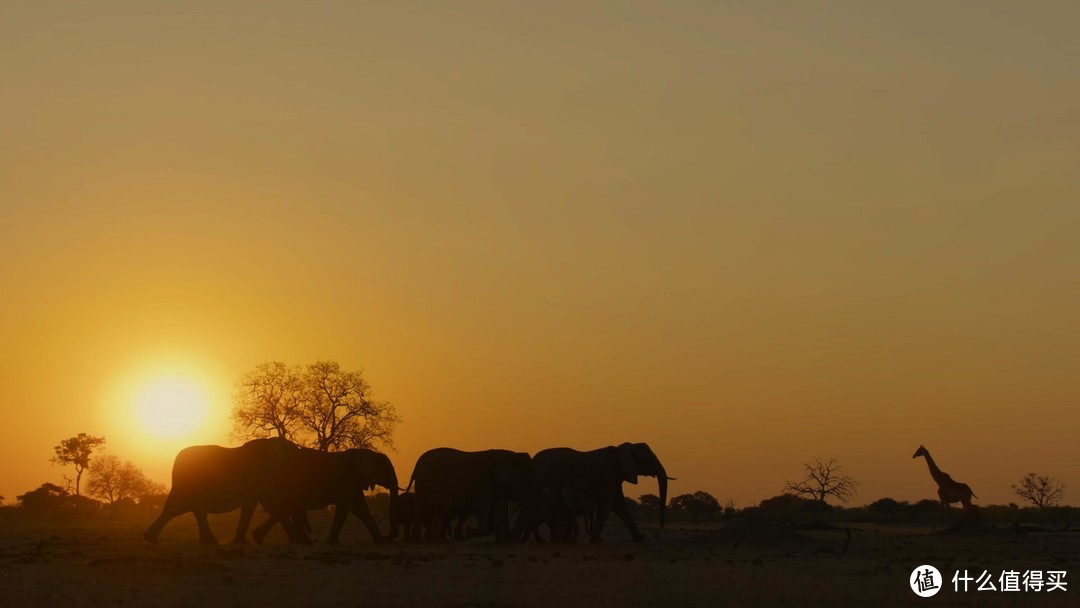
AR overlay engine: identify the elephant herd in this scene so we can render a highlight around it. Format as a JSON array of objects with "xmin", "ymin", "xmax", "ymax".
[{"xmin": 143, "ymin": 439, "xmax": 671, "ymax": 546}]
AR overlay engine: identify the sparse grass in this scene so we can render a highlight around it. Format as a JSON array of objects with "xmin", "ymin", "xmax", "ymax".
[{"xmin": 0, "ymin": 512, "xmax": 1076, "ymax": 607}]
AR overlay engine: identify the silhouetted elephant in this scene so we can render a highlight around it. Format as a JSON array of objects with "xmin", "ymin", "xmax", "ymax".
[
  {"xmin": 388, "ymin": 492, "xmax": 417, "ymax": 540},
  {"xmin": 387, "ymin": 492, "xmax": 465, "ymax": 542},
  {"xmin": 408, "ymin": 448, "xmax": 539, "ymax": 542},
  {"xmin": 251, "ymin": 447, "xmax": 399, "ymax": 545},
  {"xmin": 514, "ymin": 486, "xmax": 596, "ymax": 542},
  {"xmin": 533, "ymin": 442, "xmax": 671, "ymax": 542},
  {"xmin": 144, "ymin": 437, "xmax": 302, "ymax": 545}
]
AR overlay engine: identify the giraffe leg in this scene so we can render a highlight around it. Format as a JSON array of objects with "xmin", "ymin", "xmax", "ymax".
[{"xmin": 931, "ymin": 501, "xmax": 948, "ymax": 534}]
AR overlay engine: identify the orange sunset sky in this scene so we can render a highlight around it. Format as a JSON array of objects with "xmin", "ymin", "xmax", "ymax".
[{"xmin": 1, "ymin": 1, "xmax": 1077, "ymax": 508}]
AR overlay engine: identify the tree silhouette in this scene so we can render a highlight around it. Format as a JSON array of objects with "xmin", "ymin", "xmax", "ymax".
[
  {"xmin": 670, "ymin": 491, "xmax": 721, "ymax": 523},
  {"xmin": 16, "ymin": 483, "xmax": 69, "ymax": 510},
  {"xmin": 231, "ymin": 361, "xmax": 304, "ymax": 439},
  {"xmin": 638, "ymin": 493, "xmax": 663, "ymax": 519},
  {"xmin": 85, "ymin": 455, "xmax": 158, "ymax": 505},
  {"xmin": 784, "ymin": 457, "xmax": 859, "ymax": 504},
  {"xmin": 51, "ymin": 434, "xmax": 105, "ymax": 496},
  {"xmin": 231, "ymin": 360, "xmax": 400, "ymax": 451},
  {"xmin": 1011, "ymin": 473, "xmax": 1066, "ymax": 509}
]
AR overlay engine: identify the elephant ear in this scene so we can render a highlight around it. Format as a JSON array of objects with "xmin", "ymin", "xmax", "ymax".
[
  {"xmin": 354, "ymin": 452, "xmax": 380, "ymax": 489},
  {"xmin": 617, "ymin": 443, "xmax": 639, "ymax": 484}
]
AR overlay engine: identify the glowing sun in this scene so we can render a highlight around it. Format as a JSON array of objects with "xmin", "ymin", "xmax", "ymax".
[{"xmin": 132, "ymin": 376, "xmax": 211, "ymax": 438}]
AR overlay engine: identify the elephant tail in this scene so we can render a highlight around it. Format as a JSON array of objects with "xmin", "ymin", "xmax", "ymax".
[{"xmin": 401, "ymin": 475, "xmax": 416, "ymax": 494}]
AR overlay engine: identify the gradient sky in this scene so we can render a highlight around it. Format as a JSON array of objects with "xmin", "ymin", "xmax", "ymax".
[{"xmin": 1, "ymin": 1, "xmax": 1078, "ymax": 508}]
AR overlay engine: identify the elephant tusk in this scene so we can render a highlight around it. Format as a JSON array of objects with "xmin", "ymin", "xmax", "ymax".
[{"xmin": 666, "ymin": 476, "xmax": 677, "ymax": 481}]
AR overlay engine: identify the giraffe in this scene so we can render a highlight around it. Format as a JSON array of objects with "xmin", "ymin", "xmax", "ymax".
[{"xmin": 912, "ymin": 445, "xmax": 978, "ymax": 510}]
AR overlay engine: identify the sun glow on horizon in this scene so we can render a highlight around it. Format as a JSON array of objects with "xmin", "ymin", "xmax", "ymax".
[{"xmin": 131, "ymin": 376, "xmax": 211, "ymax": 439}]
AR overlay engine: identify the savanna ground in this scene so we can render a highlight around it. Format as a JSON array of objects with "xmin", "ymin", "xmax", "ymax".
[{"xmin": 1, "ymin": 510, "xmax": 1076, "ymax": 607}]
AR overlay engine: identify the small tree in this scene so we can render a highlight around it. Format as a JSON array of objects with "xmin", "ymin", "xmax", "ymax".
[
  {"xmin": 139, "ymin": 480, "xmax": 167, "ymax": 502},
  {"xmin": 1011, "ymin": 473, "xmax": 1066, "ymax": 509},
  {"xmin": 16, "ymin": 483, "xmax": 69, "ymax": 511},
  {"xmin": 51, "ymin": 434, "xmax": 106, "ymax": 496},
  {"xmin": 232, "ymin": 360, "xmax": 400, "ymax": 452},
  {"xmin": 722, "ymin": 498, "xmax": 738, "ymax": 516},
  {"xmin": 638, "ymin": 493, "xmax": 663, "ymax": 520},
  {"xmin": 784, "ymin": 457, "xmax": 859, "ymax": 504},
  {"xmin": 138, "ymin": 486, "xmax": 169, "ymax": 517},
  {"xmin": 670, "ymin": 491, "xmax": 722, "ymax": 523},
  {"xmin": 86, "ymin": 456, "xmax": 156, "ymax": 505}
]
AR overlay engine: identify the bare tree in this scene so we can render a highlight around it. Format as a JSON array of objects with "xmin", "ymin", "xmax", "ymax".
[
  {"xmin": 722, "ymin": 497, "xmax": 738, "ymax": 515},
  {"xmin": 232, "ymin": 361, "xmax": 305, "ymax": 440},
  {"xmin": 85, "ymin": 455, "xmax": 156, "ymax": 505},
  {"xmin": 1011, "ymin": 473, "xmax": 1066, "ymax": 509},
  {"xmin": 51, "ymin": 433, "xmax": 106, "ymax": 496},
  {"xmin": 231, "ymin": 360, "xmax": 400, "ymax": 452},
  {"xmin": 784, "ymin": 457, "xmax": 859, "ymax": 504}
]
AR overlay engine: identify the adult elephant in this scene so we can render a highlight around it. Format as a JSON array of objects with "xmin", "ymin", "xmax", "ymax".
[
  {"xmin": 533, "ymin": 442, "xmax": 671, "ymax": 543},
  {"xmin": 408, "ymin": 448, "xmax": 538, "ymax": 542},
  {"xmin": 144, "ymin": 437, "xmax": 301, "ymax": 545},
  {"xmin": 251, "ymin": 447, "xmax": 399, "ymax": 545}
]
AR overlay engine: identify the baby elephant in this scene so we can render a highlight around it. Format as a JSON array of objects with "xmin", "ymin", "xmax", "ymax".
[
  {"xmin": 388, "ymin": 492, "xmax": 417, "ymax": 540},
  {"xmin": 515, "ymin": 487, "xmax": 596, "ymax": 543},
  {"xmin": 389, "ymin": 492, "xmax": 468, "ymax": 542}
]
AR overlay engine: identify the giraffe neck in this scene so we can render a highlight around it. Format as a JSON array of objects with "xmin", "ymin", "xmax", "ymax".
[{"xmin": 922, "ymin": 452, "xmax": 949, "ymax": 486}]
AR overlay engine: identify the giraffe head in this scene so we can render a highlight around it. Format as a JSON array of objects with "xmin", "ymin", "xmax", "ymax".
[{"xmin": 912, "ymin": 445, "xmax": 928, "ymax": 459}]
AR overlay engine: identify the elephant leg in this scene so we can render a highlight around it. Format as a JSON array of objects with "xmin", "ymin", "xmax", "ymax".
[
  {"xmin": 412, "ymin": 501, "xmax": 434, "ymax": 542},
  {"xmin": 230, "ymin": 502, "xmax": 256, "ymax": 544},
  {"xmin": 493, "ymin": 498, "xmax": 511, "ymax": 542},
  {"xmin": 387, "ymin": 511, "xmax": 400, "ymax": 540},
  {"xmin": 589, "ymin": 494, "xmax": 615, "ymax": 543},
  {"xmin": 567, "ymin": 515, "xmax": 581, "ymax": 542},
  {"xmin": 327, "ymin": 506, "xmax": 350, "ymax": 545},
  {"xmin": 584, "ymin": 506, "xmax": 597, "ymax": 537},
  {"xmin": 349, "ymin": 497, "xmax": 384, "ymax": 544},
  {"xmin": 510, "ymin": 516, "xmax": 526, "ymax": 542},
  {"xmin": 144, "ymin": 495, "xmax": 190, "ymax": 544},
  {"xmin": 193, "ymin": 511, "xmax": 218, "ymax": 545},
  {"xmin": 510, "ymin": 503, "xmax": 529, "ymax": 542},
  {"xmin": 427, "ymin": 514, "xmax": 443, "ymax": 542},
  {"xmin": 467, "ymin": 494, "xmax": 499, "ymax": 540},
  {"xmin": 409, "ymin": 516, "xmax": 425, "ymax": 542},
  {"xmin": 144, "ymin": 508, "xmax": 180, "ymax": 544},
  {"xmin": 611, "ymin": 487, "xmax": 645, "ymax": 542},
  {"xmin": 251, "ymin": 513, "xmax": 277, "ymax": 546}
]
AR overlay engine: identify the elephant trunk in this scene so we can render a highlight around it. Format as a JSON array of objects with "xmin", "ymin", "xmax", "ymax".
[{"xmin": 657, "ymin": 466, "xmax": 668, "ymax": 529}]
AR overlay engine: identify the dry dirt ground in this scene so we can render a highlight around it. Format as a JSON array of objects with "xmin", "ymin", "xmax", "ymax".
[{"xmin": 1, "ymin": 513, "xmax": 1076, "ymax": 607}]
